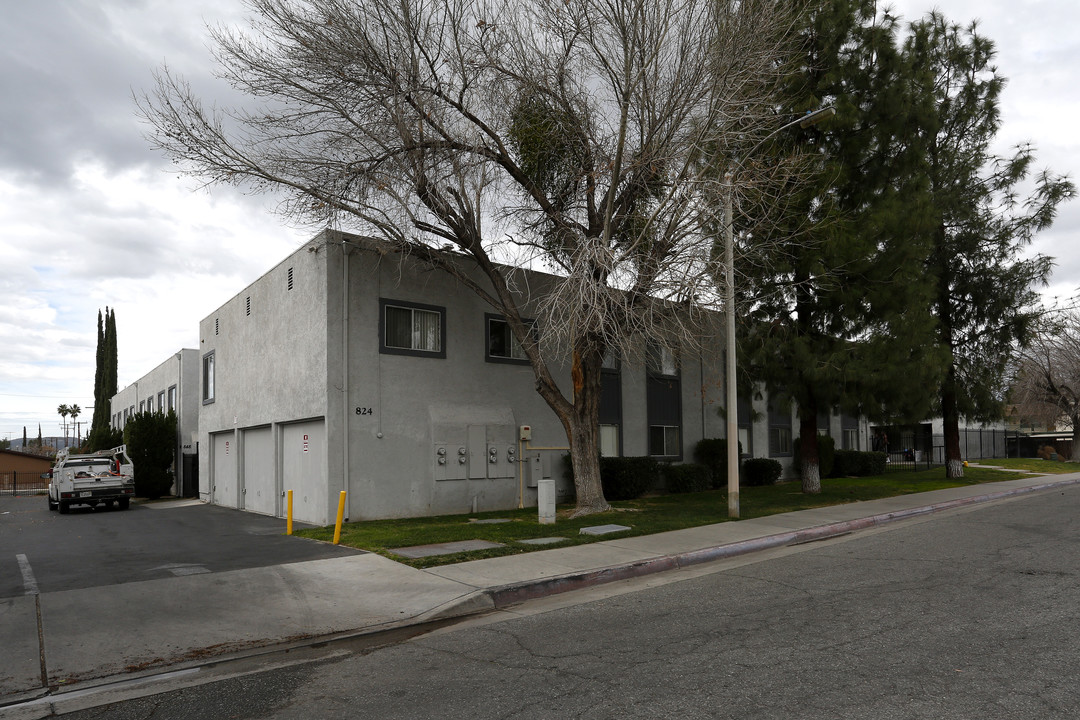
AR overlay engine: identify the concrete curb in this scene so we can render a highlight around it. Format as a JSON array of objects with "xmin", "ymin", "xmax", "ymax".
[{"xmin": 486, "ymin": 475, "xmax": 1080, "ymax": 608}]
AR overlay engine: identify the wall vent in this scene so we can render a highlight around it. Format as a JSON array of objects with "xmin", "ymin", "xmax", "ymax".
[
  {"xmin": 287, "ymin": 267, "xmax": 294, "ymax": 291},
  {"xmin": 246, "ymin": 296, "xmax": 251, "ymax": 316},
  {"xmin": 215, "ymin": 318, "xmax": 219, "ymax": 335}
]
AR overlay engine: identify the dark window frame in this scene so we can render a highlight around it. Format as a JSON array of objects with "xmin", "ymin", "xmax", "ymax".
[
  {"xmin": 646, "ymin": 346, "xmax": 682, "ymax": 459},
  {"xmin": 379, "ymin": 298, "xmax": 447, "ymax": 358},
  {"xmin": 202, "ymin": 351, "xmax": 216, "ymax": 405},
  {"xmin": 484, "ymin": 314, "xmax": 534, "ymax": 365}
]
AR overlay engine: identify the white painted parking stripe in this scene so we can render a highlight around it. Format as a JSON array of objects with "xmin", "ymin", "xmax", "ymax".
[{"xmin": 16, "ymin": 553, "xmax": 39, "ymax": 595}]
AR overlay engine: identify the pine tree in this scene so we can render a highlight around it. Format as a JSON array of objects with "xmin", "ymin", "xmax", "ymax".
[
  {"xmin": 737, "ymin": 0, "xmax": 945, "ymax": 492},
  {"xmin": 903, "ymin": 13, "xmax": 1075, "ymax": 477}
]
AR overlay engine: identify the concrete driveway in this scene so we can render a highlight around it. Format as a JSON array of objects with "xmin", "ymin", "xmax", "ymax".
[{"xmin": 0, "ymin": 495, "xmax": 360, "ymax": 598}]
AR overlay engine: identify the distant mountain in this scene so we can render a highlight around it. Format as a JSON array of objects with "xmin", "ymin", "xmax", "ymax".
[{"xmin": 8, "ymin": 436, "xmax": 79, "ymax": 451}]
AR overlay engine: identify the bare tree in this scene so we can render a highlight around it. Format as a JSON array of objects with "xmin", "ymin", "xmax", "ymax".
[
  {"xmin": 1010, "ymin": 310, "xmax": 1080, "ymax": 461},
  {"xmin": 139, "ymin": 0, "xmax": 802, "ymax": 515}
]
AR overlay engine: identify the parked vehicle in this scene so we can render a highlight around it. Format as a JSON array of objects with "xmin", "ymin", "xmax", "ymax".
[{"xmin": 47, "ymin": 445, "xmax": 135, "ymax": 513}]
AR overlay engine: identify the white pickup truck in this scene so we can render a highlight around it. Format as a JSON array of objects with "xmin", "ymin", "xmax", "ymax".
[{"xmin": 47, "ymin": 445, "xmax": 136, "ymax": 513}]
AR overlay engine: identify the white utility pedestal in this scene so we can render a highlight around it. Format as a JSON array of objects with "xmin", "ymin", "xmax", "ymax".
[{"xmin": 537, "ymin": 477, "xmax": 556, "ymax": 524}]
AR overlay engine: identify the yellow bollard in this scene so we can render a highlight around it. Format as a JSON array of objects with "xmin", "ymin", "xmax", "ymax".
[
  {"xmin": 287, "ymin": 490, "xmax": 293, "ymax": 535},
  {"xmin": 333, "ymin": 490, "xmax": 347, "ymax": 545}
]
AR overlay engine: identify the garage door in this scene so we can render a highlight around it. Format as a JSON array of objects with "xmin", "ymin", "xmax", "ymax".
[
  {"xmin": 211, "ymin": 431, "xmax": 238, "ymax": 508},
  {"xmin": 242, "ymin": 426, "xmax": 276, "ymax": 516},
  {"xmin": 282, "ymin": 420, "xmax": 327, "ymax": 525}
]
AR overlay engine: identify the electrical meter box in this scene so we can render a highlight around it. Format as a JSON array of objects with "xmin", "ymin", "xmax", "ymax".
[{"xmin": 519, "ymin": 425, "xmax": 532, "ymax": 441}]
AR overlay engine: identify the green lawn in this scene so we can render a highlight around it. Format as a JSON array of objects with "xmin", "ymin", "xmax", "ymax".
[
  {"xmin": 971, "ymin": 457, "xmax": 1080, "ymax": 474},
  {"xmin": 296, "ymin": 466, "xmax": 1044, "ymax": 568}
]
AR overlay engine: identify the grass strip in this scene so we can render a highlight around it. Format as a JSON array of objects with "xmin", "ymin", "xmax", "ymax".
[{"xmin": 295, "ymin": 466, "xmax": 1066, "ymax": 568}]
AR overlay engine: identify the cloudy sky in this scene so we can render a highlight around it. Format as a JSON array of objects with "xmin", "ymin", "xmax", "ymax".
[{"xmin": 1, "ymin": 0, "xmax": 1077, "ymax": 444}]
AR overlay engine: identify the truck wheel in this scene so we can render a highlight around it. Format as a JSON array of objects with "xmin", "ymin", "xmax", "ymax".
[
  {"xmin": 58, "ymin": 501, "xmax": 70, "ymax": 514},
  {"xmin": 118, "ymin": 497, "xmax": 130, "ymax": 510},
  {"xmin": 48, "ymin": 497, "xmax": 58, "ymax": 511}
]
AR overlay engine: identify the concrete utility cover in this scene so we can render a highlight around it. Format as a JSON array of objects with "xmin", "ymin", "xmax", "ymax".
[
  {"xmin": 580, "ymin": 524, "xmax": 632, "ymax": 536},
  {"xmin": 390, "ymin": 540, "xmax": 505, "ymax": 558},
  {"xmin": 518, "ymin": 537, "xmax": 568, "ymax": 545},
  {"xmin": 469, "ymin": 518, "xmax": 512, "ymax": 524}
]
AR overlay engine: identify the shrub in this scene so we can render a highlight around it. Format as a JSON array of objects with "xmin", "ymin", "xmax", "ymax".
[
  {"xmin": 1038, "ymin": 445, "xmax": 1059, "ymax": 461},
  {"xmin": 662, "ymin": 463, "xmax": 711, "ymax": 494},
  {"xmin": 693, "ymin": 438, "xmax": 742, "ymax": 489},
  {"xmin": 562, "ymin": 454, "xmax": 659, "ymax": 501},
  {"xmin": 793, "ymin": 434, "xmax": 835, "ymax": 478},
  {"xmin": 833, "ymin": 450, "xmax": 888, "ymax": 477},
  {"xmin": 124, "ymin": 410, "xmax": 178, "ymax": 499},
  {"xmin": 742, "ymin": 458, "xmax": 782, "ymax": 486}
]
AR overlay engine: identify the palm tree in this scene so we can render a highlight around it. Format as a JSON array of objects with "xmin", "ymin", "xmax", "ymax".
[
  {"xmin": 57, "ymin": 404, "xmax": 70, "ymax": 448},
  {"xmin": 70, "ymin": 404, "xmax": 82, "ymax": 444}
]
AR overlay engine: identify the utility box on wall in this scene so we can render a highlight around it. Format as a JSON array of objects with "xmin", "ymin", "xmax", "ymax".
[
  {"xmin": 526, "ymin": 452, "xmax": 542, "ymax": 488},
  {"xmin": 434, "ymin": 442, "xmax": 468, "ymax": 481}
]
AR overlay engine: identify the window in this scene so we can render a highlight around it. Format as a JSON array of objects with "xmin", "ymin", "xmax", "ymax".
[
  {"xmin": 203, "ymin": 352, "xmax": 215, "ymax": 404},
  {"xmin": 139, "ymin": 400, "xmax": 145, "ymax": 413},
  {"xmin": 649, "ymin": 425, "xmax": 681, "ymax": 457},
  {"xmin": 600, "ymin": 424, "xmax": 620, "ymax": 457},
  {"xmin": 168, "ymin": 385, "xmax": 177, "ymax": 411},
  {"xmin": 768, "ymin": 398, "xmax": 792, "ymax": 457},
  {"xmin": 769, "ymin": 426, "xmax": 792, "ymax": 456},
  {"xmin": 486, "ymin": 315, "xmax": 531, "ymax": 363},
  {"xmin": 647, "ymin": 342, "xmax": 681, "ymax": 458},
  {"xmin": 380, "ymin": 299, "xmax": 445, "ymax": 357},
  {"xmin": 146, "ymin": 397, "xmax": 153, "ymax": 414},
  {"xmin": 599, "ymin": 347, "xmax": 622, "ymax": 456},
  {"xmin": 647, "ymin": 343, "xmax": 678, "ymax": 377},
  {"xmin": 843, "ymin": 428, "xmax": 858, "ymax": 450},
  {"xmin": 158, "ymin": 391, "xmax": 166, "ymax": 413}
]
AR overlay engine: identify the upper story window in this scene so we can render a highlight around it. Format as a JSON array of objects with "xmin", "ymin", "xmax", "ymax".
[
  {"xmin": 202, "ymin": 352, "xmax": 216, "ymax": 404},
  {"xmin": 646, "ymin": 343, "xmax": 678, "ymax": 377},
  {"xmin": 486, "ymin": 314, "xmax": 532, "ymax": 364},
  {"xmin": 168, "ymin": 386, "xmax": 177, "ymax": 411},
  {"xmin": 380, "ymin": 299, "xmax": 446, "ymax": 358}
]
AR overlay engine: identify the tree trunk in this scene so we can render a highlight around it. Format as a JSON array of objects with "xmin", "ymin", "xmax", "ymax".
[
  {"xmin": 942, "ymin": 368, "xmax": 964, "ymax": 478},
  {"xmin": 799, "ymin": 408, "xmax": 821, "ymax": 494},
  {"xmin": 539, "ymin": 338, "xmax": 611, "ymax": 517}
]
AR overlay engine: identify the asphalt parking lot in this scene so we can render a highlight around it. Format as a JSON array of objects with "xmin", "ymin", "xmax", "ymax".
[{"xmin": 0, "ymin": 495, "xmax": 360, "ymax": 598}]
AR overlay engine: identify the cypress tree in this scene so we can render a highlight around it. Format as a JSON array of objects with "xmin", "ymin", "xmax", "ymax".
[
  {"xmin": 902, "ymin": 13, "xmax": 1075, "ymax": 477},
  {"xmin": 88, "ymin": 307, "xmax": 122, "ymax": 451}
]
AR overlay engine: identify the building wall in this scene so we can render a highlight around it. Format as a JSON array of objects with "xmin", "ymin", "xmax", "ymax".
[
  {"xmin": 194, "ymin": 230, "xmax": 880, "ymax": 523},
  {"xmin": 0, "ymin": 449, "xmax": 53, "ymax": 473},
  {"xmin": 110, "ymin": 348, "xmax": 200, "ymax": 494},
  {"xmin": 326, "ymin": 238, "xmax": 728, "ymax": 520},
  {"xmin": 197, "ymin": 240, "xmax": 331, "ymax": 523}
]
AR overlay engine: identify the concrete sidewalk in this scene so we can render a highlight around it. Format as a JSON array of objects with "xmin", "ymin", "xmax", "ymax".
[{"xmin": 4, "ymin": 472, "xmax": 1079, "ymax": 714}]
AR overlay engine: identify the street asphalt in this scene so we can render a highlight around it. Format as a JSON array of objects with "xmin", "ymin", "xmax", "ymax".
[{"xmin": 2, "ymin": 470, "xmax": 1079, "ymax": 719}]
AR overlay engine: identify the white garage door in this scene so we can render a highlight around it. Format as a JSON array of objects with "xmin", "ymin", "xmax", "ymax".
[
  {"xmin": 211, "ymin": 431, "xmax": 238, "ymax": 508},
  {"xmin": 242, "ymin": 426, "xmax": 276, "ymax": 516},
  {"xmin": 282, "ymin": 419, "xmax": 327, "ymax": 525}
]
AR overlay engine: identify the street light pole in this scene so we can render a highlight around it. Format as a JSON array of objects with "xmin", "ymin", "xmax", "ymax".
[{"xmin": 725, "ymin": 107, "xmax": 835, "ymax": 520}]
